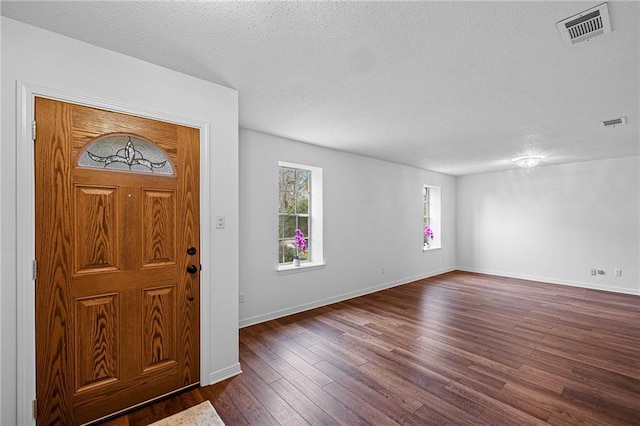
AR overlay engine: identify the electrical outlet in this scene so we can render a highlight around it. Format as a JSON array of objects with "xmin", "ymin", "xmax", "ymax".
[
  {"xmin": 597, "ymin": 269, "xmax": 605, "ymax": 275},
  {"xmin": 239, "ymin": 292, "xmax": 245, "ymax": 303},
  {"xmin": 381, "ymin": 268, "xmax": 385, "ymax": 275},
  {"xmin": 614, "ymin": 269, "xmax": 622, "ymax": 277},
  {"xmin": 590, "ymin": 268, "xmax": 597, "ymax": 276}
]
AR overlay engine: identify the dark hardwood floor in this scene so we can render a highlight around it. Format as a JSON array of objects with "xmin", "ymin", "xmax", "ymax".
[{"xmin": 104, "ymin": 271, "xmax": 640, "ymax": 425}]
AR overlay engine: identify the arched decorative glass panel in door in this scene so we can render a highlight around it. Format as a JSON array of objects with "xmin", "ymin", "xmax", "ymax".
[{"xmin": 78, "ymin": 134, "xmax": 174, "ymax": 175}]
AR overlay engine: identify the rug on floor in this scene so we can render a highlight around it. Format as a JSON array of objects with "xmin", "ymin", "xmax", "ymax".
[{"xmin": 148, "ymin": 401, "xmax": 225, "ymax": 426}]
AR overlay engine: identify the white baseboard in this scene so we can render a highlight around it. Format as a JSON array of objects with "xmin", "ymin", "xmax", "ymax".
[
  {"xmin": 208, "ymin": 362, "xmax": 242, "ymax": 386},
  {"xmin": 457, "ymin": 267, "xmax": 640, "ymax": 296},
  {"xmin": 239, "ymin": 267, "xmax": 455, "ymax": 328}
]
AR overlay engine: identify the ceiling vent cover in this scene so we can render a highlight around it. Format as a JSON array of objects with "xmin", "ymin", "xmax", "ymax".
[
  {"xmin": 557, "ymin": 3, "xmax": 611, "ymax": 47},
  {"xmin": 601, "ymin": 117, "xmax": 626, "ymax": 127}
]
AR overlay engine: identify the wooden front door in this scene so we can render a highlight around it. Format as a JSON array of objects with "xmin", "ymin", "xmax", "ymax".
[{"xmin": 34, "ymin": 97, "xmax": 200, "ymax": 425}]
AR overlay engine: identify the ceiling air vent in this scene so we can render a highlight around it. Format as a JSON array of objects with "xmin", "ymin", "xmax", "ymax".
[
  {"xmin": 557, "ymin": 3, "xmax": 611, "ymax": 47},
  {"xmin": 601, "ymin": 117, "xmax": 626, "ymax": 128}
]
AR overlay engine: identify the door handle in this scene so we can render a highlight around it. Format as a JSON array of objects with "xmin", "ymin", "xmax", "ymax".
[{"xmin": 186, "ymin": 264, "xmax": 198, "ymax": 274}]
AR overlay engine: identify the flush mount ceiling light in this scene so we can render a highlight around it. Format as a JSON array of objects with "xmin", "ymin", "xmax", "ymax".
[{"xmin": 512, "ymin": 155, "xmax": 543, "ymax": 170}]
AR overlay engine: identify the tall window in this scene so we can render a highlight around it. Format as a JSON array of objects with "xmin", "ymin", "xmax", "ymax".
[
  {"xmin": 278, "ymin": 165, "xmax": 311, "ymax": 264},
  {"xmin": 423, "ymin": 185, "xmax": 441, "ymax": 250},
  {"xmin": 423, "ymin": 186, "xmax": 431, "ymax": 246},
  {"xmin": 278, "ymin": 161, "xmax": 324, "ymax": 269}
]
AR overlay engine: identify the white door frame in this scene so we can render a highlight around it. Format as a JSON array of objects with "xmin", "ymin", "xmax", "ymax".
[{"xmin": 15, "ymin": 82, "xmax": 213, "ymax": 425}]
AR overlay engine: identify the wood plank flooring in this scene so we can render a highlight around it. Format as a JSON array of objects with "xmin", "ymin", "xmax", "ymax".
[{"xmin": 104, "ymin": 271, "xmax": 640, "ymax": 425}]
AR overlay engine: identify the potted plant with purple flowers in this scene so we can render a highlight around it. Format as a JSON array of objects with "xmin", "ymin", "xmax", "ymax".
[
  {"xmin": 424, "ymin": 225, "xmax": 434, "ymax": 248},
  {"xmin": 293, "ymin": 228, "xmax": 307, "ymax": 266}
]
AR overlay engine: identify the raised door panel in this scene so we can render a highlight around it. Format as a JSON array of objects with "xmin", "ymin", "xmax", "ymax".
[
  {"xmin": 142, "ymin": 190, "xmax": 176, "ymax": 267},
  {"xmin": 75, "ymin": 294, "xmax": 119, "ymax": 393},
  {"xmin": 74, "ymin": 186, "xmax": 119, "ymax": 274},
  {"xmin": 142, "ymin": 286, "xmax": 177, "ymax": 372}
]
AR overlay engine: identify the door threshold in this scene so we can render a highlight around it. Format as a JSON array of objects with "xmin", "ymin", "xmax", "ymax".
[{"xmin": 81, "ymin": 382, "xmax": 201, "ymax": 426}]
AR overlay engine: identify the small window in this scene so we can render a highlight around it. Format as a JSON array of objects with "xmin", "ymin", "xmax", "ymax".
[
  {"xmin": 78, "ymin": 135, "xmax": 174, "ymax": 175},
  {"xmin": 423, "ymin": 185, "xmax": 441, "ymax": 250},
  {"xmin": 278, "ymin": 161, "xmax": 324, "ymax": 270}
]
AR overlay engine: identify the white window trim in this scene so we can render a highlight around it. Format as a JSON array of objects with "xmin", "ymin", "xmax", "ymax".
[
  {"xmin": 277, "ymin": 161, "xmax": 324, "ymax": 271},
  {"xmin": 277, "ymin": 262, "xmax": 326, "ymax": 274}
]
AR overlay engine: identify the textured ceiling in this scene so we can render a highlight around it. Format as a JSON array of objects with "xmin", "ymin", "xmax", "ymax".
[{"xmin": 2, "ymin": 1, "xmax": 638, "ymax": 175}]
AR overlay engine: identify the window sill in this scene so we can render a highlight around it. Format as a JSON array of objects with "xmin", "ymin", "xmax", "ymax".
[
  {"xmin": 423, "ymin": 245, "xmax": 441, "ymax": 252},
  {"xmin": 277, "ymin": 262, "xmax": 326, "ymax": 274}
]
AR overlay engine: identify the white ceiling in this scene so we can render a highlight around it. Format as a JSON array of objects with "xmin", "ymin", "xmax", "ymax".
[{"xmin": 2, "ymin": 1, "xmax": 638, "ymax": 175}]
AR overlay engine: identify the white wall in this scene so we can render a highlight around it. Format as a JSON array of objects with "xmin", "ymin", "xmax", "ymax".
[
  {"xmin": 1, "ymin": 17, "xmax": 239, "ymax": 425},
  {"xmin": 239, "ymin": 129, "xmax": 456, "ymax": 326},
  {"xmin": 0, "ymin": 15, "xmax": 3, "ymax": 426},
  {"xmin": 457, "ymin": 156, "xmax": 640, "ymax": 295}
]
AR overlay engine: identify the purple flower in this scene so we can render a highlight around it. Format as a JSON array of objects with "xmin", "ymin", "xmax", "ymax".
[
  {"xmin": 294, "ymin": 228, "xmax": 307, "ymax": 253},
  {"xmin": 424, "ymin": 225, "xmax": 434, "ymax": 240}
]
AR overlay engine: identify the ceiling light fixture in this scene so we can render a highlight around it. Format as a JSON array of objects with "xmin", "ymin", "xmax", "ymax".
[{"xmin": 512, "ymin": 155, "xmax": 543, "ymax": 170}]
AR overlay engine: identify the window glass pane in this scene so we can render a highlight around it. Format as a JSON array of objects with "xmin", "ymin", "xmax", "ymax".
[
  {"xmin": 281, "ymin": 167, "xmax": 296, "ymax": 192},
  {"xmin": 297, "ymin": 216, "xmax": 309, "ymax": 238},
  {"xmin": 278, "ymin": 216, "xmax": 285, "ymax": 239},
  {"xmin": 279, "ymin": 167, "xmax": 285, "ymax": 191},
  {"xmin": 280, "ymin": 239, "xmax": 296, "ymax": 263},
  {"xmin": 299, "ymin": 239, "xmax": 310, "ymax": 261},
  {"xmin": 282, "ymin": 215, "xmax": 297, "ymax": 239},
  {"xmin": 296, "ymin": 169, "xmax": 310, "ymax": 192},
  {"xmin": 297, "ymin": 192, "xmax": 309, "ymax": 215},
  {"xmin": 279, "ymin": 191, "xmax": 295, "ymax": 213}
]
